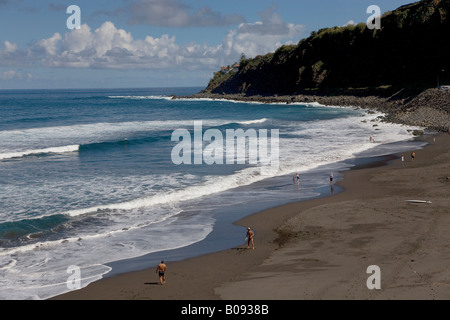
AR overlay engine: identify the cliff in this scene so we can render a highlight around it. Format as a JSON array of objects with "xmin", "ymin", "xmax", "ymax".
[{"xmin": 203, "ymin": 0, "xmax": 450, "ymax": 97}]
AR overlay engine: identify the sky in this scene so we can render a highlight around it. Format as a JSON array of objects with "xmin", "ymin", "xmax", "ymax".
[{"xmin": 0, "ymin": 0, "xmax": 411, "ymax": 89}]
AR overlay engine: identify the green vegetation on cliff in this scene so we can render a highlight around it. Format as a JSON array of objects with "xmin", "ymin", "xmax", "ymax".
[{"xmin": 204, "ymin": 0, "xmax": 450, "ymax": 96}]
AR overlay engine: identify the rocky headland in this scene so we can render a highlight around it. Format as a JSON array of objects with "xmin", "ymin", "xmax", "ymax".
[{"xmin": 176, "ymin": 0, "xmax": 450, "ymax": 132}]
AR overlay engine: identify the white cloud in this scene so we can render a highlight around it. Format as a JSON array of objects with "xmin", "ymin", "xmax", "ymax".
[
  {"xmin": 222, "ymin": 4, "xmax": 306, "ymax": 58},
  {"xmin": 0, "ymin": 70, "xmax": 18, "ymax": 79},
  {"xmin": 62, "ymin": 23, "xmax": 93, "ymax": 53},
  {"xmin": 37, "ymin": 32, "xmax": 62, "ymax": 56},
  {"xmin": 0, "ymin": 41, "xmax": 32, "ymax": 67},
  {"xmin": 0, "ymin": 70, "xmax": 33, "ymax": 80},
  {"xmin": 4, "ymin": 41, "xmax": 18, "ymax": 53},
  {"xmin": 343, "ymin": 20, "xmax": 356, "ymax": 27},
  {"xmin": 0, "ymin": 5, "xmax": 306, "ymax": 72},
  {"xmin": 226, "ymin": 22, "xmax": 305, "ymax": 58}
]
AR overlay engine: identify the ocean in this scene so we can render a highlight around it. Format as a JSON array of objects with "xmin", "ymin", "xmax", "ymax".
[{"xmin": 0, "ymin": 87, "xmax": 426, "ymax": 299}]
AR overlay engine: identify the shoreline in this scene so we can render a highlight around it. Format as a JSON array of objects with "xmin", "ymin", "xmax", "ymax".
[
  {"xmin": 52, "ymin": 132, "xmax": 450, "ymax": 300},
  {"xmin": 175, "ymin": 89, "xmax": 450, "ymax": 133}
]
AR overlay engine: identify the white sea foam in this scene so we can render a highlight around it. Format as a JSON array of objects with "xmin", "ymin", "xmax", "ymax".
[
  {"xmin": 0, "ymin": 145, "xmax": 80, "ymax": 160},
  {"xmin": 3, "ymin": 110, "xmax": 422, "ymax": 223},
  {"xmin": 62, "ymin": 112, "xmax": 421, "ymax": 219},
  {"xmin": 0, "ymin": 119, "xmax": 238, "ymax": 160},
  {"xmin": 0, "ymin": 213, "xmax": 214, "ymax": 300},
  {"xmin": 170, "ymin": 97, "xmax": 265, "ymax": 104},
  {"xmin": 62, "ymin": 166, "xmax": 274, "ymax": 218},
  {"xmin": 108, "ymin": 95, "xmax": 173, "ymax": 100},
  {"xmin": 0, "ymin": 208, "xmax": 178, "ymax": 257},
  {"xmin": 238, "ymin": 118, "xmax": 268, "ymax": 125}
]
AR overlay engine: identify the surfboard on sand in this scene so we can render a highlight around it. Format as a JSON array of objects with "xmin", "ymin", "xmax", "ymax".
[{"xmin": 405, "ymin": 200, "xmax": 432, "ymax": 204}]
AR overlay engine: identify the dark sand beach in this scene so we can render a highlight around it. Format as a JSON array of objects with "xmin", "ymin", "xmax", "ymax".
[{"xmin": 53, "ymin": 133, "xmax": 450, "ymax": 300}]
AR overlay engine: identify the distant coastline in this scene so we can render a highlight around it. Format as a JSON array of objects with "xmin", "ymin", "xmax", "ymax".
[
  {"xmin": 180, "ymin": 0, "xmax": 450, "ymax": 134},
  {"xmin": 175, "ymin": 88, "xmax": 450, "ymax": 132}
]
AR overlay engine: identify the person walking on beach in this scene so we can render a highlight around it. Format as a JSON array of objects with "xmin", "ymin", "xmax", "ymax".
[
  {"xmin": 156, "ymin": 260, "xmax": 167, "ymax": 285},
  {"xmin": 411, "ymin": 151, "xmax": 416, "ymax": 161},
  {"xmin": 246, "ymin": 227, "xmax": 255, "ymax": 250}
]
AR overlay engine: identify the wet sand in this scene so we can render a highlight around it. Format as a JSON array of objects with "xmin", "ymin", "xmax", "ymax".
[{"xmin": 53, "ymin": 133, "xmax": 450, "ymax": 300}]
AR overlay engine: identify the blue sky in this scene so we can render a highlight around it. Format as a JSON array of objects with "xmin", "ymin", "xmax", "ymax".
[{"xmin": 0, "ymin": 0, "xmax": 410, "ymax": 89}]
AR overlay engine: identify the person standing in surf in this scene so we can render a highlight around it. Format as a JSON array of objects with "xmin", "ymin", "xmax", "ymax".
[{"xmin": 246, "ymin": 227, "xmax": 255, "ymax": 250}]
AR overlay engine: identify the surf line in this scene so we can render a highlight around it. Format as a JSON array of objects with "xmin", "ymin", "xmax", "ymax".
[
  {"xmin": 171, "ymin": 120, "xmax": 279, "ymax": 170},
  {"xmin": 0, "ymin": 145, "xmax": 80, "ymax": 160}
]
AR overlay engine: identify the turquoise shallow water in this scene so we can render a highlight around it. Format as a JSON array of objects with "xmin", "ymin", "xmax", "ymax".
[{"xmin": 0, "ymin": 87, "xmax": 425, "ymax": 299}]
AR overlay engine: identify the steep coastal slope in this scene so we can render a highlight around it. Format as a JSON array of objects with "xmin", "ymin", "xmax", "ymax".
[
  {"xmin": 193, "ymin": 0, "xmax": 450, "ymax": 131},
  {"xmin": 203, "ymin": 0, "xmax": 449, "ymax": 96}
]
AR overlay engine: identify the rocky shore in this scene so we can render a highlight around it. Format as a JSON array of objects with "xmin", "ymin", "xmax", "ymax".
[{"xmin": 175, "ymin": 88, "xmax": 450, "ymax": 132}]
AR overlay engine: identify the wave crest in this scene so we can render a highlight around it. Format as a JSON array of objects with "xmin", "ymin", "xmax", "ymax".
[
  {"xmin": 0, "ymin": 145, "xmax": 80, "ymax": 160},
  {"xmin": 108, "ymin": 95, "xmax": 173, "ymax": 100}
]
